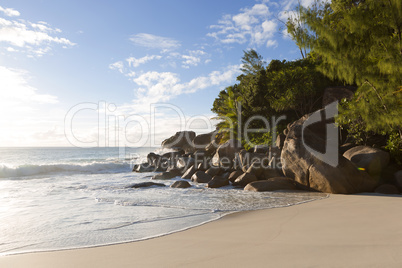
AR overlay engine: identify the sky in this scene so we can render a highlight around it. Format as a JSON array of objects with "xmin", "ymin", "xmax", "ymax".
[{"xmin": 0, "ymin": 0, "xmax": 314, "ymax": 147}]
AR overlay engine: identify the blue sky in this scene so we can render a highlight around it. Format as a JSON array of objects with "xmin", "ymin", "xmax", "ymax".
[{"xmin": 0, "ymin": 0, "xmax": 313, "ymax": 147}]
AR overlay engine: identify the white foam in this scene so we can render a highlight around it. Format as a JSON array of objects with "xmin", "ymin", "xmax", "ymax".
[{"xmin": 0, "ymin": 162, "xmax": 130, "ymax": 179}]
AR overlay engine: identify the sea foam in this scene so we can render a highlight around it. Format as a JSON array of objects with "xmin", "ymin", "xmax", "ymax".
[{"xmin": 0, "ymin": 161, "xmax": 130, "ymax": 179}]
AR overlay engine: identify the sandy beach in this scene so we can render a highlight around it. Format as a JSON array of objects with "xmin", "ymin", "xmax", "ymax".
[{"xmin": 1, "ymin": 193, "xmax": 401, "ymax": 268}]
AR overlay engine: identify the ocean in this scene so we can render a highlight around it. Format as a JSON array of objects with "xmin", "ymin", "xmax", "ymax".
[{"xmin": 0, "ymin": 147, "xmax": 327, "ymax": 255}]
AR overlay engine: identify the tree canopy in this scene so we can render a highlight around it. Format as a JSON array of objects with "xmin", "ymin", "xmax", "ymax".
[
  {"xmin": 211, "ymin": 0, "xmax": 401, "ymax": 161},
  {"xmin": 302, "ymin": 0, "xmax": 402, "ymax": 136}
]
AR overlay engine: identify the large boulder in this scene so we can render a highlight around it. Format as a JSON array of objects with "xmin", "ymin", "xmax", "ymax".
[
  {"xmin": 281, "ymin": 107, "xmax": 378, "ymax": 194},
  {"xmin": 275, "ymin": 134, "xmax": 286, "ymax": 150},
  {"xmin": 268, "ymin": 146, "xmax": 282, "ymax": 170},
  {"xmin": 322, "ymin": 86, "xmax": 354, "ymax": 107},
  {"xmin": 162, "ymin": 151, "xmax": 183, "ymax": 163},
  {"xmin": 152, "ymin": 171, "xmax": 177, "ymax": 180},
  {"xmin": 205, "ymin": 132, "xmax": 222, "ymax": 156},
  {"xmin": 246, "ymin": 160, "xmax": 269, "ymax": 179},
  {"xmin": 207, "ymin": 175, "xmax": 229, "ymax": 188},
  {"xmin": 339, "ymin": 143, "xmax": 355, "ymax": 155},
  {"xmin": 176, "ymin": 157, "xmax": 195, "ymax": 169},
  {"xmin": 133, "ymin": 163, "xmax": 155, "ymax": 173},
  {"xmin": 395, "ymin": 170, "xmax": 402, "ymax": 191},
  {"xmin": 166, "ymin": 167, "xmax": 184, "ymax": 177},
  {"xmin": 238, "ymin": 150, "xmax": 268, "ymax": 172},
  {"xmin": 244, "ymin": 177, "xmax": 298, "ymax": 192},
  {"xmin": 262, "ymin": 168, "xmax": 283, "ymax": 180},
  {"xmin": 191, "ymin": 171, "xmax": 212, "ymax": 183},
  {"xmin": 170, "ymin": 181, "xmax": 192, "ymax": 188},
  {"xmin": 232, "ymin": 173, "xmax": 258, "ymax": 187},
  {"xmin": 343, "ymin": 146, "xmax": 390, "ymax": 180},
  {"xmin": 181, "ymin": 165, "xmax": 197, "ymax": 179},
  {"xmin": 192, "ymin": 131, "xmax": 218, "ymax": 151},
  {"xmin": 127, "ymin": 182, "xmax": 165, "ymax": 188},
  {"xmin": 205, "ymin": 166, "xmax": 222, "ymax": 177},
  {"xmin": 254, "ymin": 145, "xmax": 269, "ymax": 154},
  {"xmin": 212, "ymin": 139, "xmax": 242, "ymax": 168},
  {"xmin": 374, "ymin": 184, "xmax": 400, "ymax": 195},
  {"xmin": 161, "ymin": 131, "xmax": 196, "ymax": 153},
  {"xmin": 146, "ymin": 153, "xmax": 173, "ymax": 172},
  {"xmin": 193, "ymin": 150, "xmax": 211, "ymax": 168},
  {"xmin": 228, "ymin": 170, "xmax": 244, "ymax": 183},
  {"xmin": 147, "ymin": 153, "xmax": 160, "ymax": 166}
]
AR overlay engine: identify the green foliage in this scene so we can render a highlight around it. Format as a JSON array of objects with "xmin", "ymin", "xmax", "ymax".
[
  {"xmin": 212, "ymin": 85, "xmax": 243, "ymax": 143},
  {"xmin": 303, "ymin": 0, "xmax": 402, "ymax": 137},
  {"xmin": 285, "ymin": 0, "xmax": 320, "ymax": 58},
  {"xmin": 264, "ymin": 55, "xmax": 333, "ymax": 118},
  {"xmin": 385, "ymin": 132, "xmax": 402, "ymax": 165},
  {"xmin": 212, "ymin": 50, "xmax": 339, "ymax": 147},
  {"xmin": 242, "ymin": 131, "xmax": 274, "ymax": 151},
  {"xmin": 240, "ymin": 49, "xmax": 265, "ymax": 76}
]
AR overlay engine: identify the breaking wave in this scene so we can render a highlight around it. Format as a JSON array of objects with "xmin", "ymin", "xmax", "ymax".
[{"xmin": 0, "ymin": 161, "xmax": 131, "ymax": 179}]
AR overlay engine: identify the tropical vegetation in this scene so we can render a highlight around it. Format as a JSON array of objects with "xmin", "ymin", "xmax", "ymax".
[{"xmin": 211, "ymin": 0, "xmax": 402, "ymax": 162}]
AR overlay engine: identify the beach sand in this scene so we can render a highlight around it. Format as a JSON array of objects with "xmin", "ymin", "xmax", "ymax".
[{"xmin": 1, "ymin": 194, "xmax": 401, "ymax": 267}]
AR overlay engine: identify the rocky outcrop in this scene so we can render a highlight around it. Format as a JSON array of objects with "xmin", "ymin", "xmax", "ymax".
[
  {"xmin": 275, "ymin": 133, "xmax": 286, "ymax": 150},
  {"xmin": 268, "ymin": 146, "xmax": 282, "ymax": 170},
  {"xmin": 207, "ymin": 175, "xmax": 229, "ymax": 188},
  {"xmin": 322, "ymin": 86, "xmax": 354, "ymax": 107},
  {"xmin": 254, "ymin": 145, "xmax": 269, "ymax": 154},
  {"xmin": 166, "ymin": 167, "xmax": 184, "ymax": 177},
  {"xmin": 176, "ymin": 157, "xmax": 195, "ymax": 169},
  {"xmin": 133, "ymin": 163, "xmax": 155, "ymax": 173},
  {"xmin": 170, "ymin": 181, "xmax": 192, "ymax": 188},
  {"xmin": 192, "ymin": 131, "xmax": 218, "ymax": 151},
  {"xmin": 205, "ymin": 166, "xmax": 221, "ymax": 177},
  {"xmin": 339, "ymin": 143, "xmax": 355, "ymax": 155},
  {"xmin": 212, "ymin": 139, "xmax": 242, "ymax": 168},
  {"xmin": 343, "ymin": 146, "xmax": 390, "ymax": 179},
  {"xmin": 232, "ymin": 173, "xmax": 258, "ymax": 187},
  {"xmin": 147, "ymin": 153, "xmax": 160, "ymax": 166},
  {"xmin": 228, "ymin": 170, "xmax": 244, "ymax": 183},
  {"xmin": 395, "ymin": 170, "xmax": 402, "ymax": 191},
  {"xmin": 191, "ymin": 171, "xmax": 212, "ymax": 183},
  {"xmin": 244, "ymin": 177, "xmax": 298, "ymax": 192},
  {"xmin": 246, "ymin": 161, "xmax": 267, "ymax": 178},
  {"xmin": 127, "ymin": 182, "xmax": 165, "ymax": 188},
  {"xmin": 181, "ymin": 165, "xmax": 197, "ymax": 180},
  {"xmin": 281, "ymin": 107, "xmax": 378, "ymax": 194},
  {"xmin": 374, "ymin": 184, "xmax": 400, "ymax": 195},
  {"xmin": 152, "ymin": 171, "xmax": 177, "ymax": 180},
  {"xmin": 205, "ymin": 132, "xmax": 222, "ymax": 156},
  {"xmin": 262, "ymin": 168, "xmax": 283, "ymax": 180},
  {"xmin": 238, "ymin": 150, "xmax": 268, "ymax": 172},
  {"xmin": 162, "ymin": 131, "xmax": 196, "ymax": 153}
]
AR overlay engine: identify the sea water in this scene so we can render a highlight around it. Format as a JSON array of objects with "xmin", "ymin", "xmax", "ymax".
[{"xmin": 0, "ymin": 147, "xmax": 327, "ymax": 255}]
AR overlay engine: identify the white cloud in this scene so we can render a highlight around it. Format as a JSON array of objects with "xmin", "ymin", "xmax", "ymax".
[
  {"xmin": 105, "ymin": 65, "xmax": 242, "ymax": 146},
  {"xmin": 266, "ymin": 39, "xmax": 278, "ymax": 48},
  {"xmin": 208, "ymin": 0, "xmax": 321, "ymax": 48},
  {"xmin": 0, "ymin": 66, "xmax": 63, "ymax": 146},
  {"xmin": 126, "ymin": 55, "xmax": 162, "ymax": 68},
  {"xmin": 0, "ymin": 5, "xmax": 20, "ymax": 17},
  {"xmin": 130, "ymin": 65, "xmax": 241, "ymax": 108},
  {"xmin": 109, "ymin": 61, "xmax": 124, "ymax": 73},
  {"xmin": 0, "ymin": 66, "xmax": 58, "ymax": 105},
  {"xmin": 0, "ymin": 18, "xmax": 74, "ymax": 47},
  {"xmin": 208, "ymin": 2, "xmax": 277, "ymax": 48},
  {"xmin": 110, "ymin": 50, "xmax": 209, "ymax": 74},
  {"xmin": 129, "ymin": 33, "xmax": 181, "ymax": 51},
  {"xmin": 180, "ymin": 50, "xmax": 206, "ymax": 68},
  {"xmin": 0, "ymin": 9, "xmax": 75, "ymax": 56}
]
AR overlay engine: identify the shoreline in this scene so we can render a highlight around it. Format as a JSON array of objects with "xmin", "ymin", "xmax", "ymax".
[
  {"xmin": 0, "ymin": 191, "xmax": 329, "ymax": 257},
  {"xmin": 1, "ymin": 193, "xmax": 402, "ymax": 267}
]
